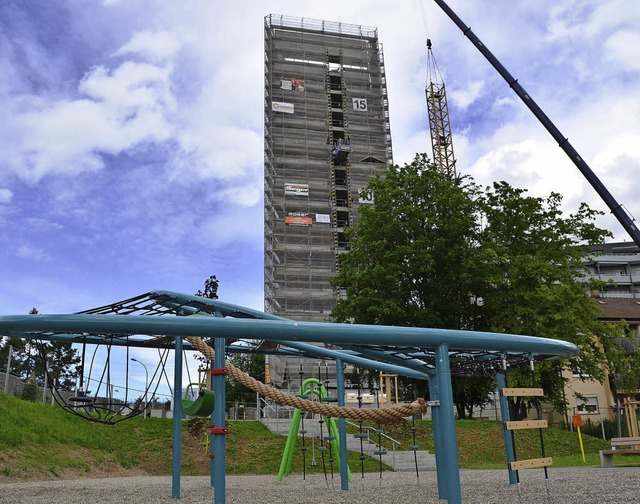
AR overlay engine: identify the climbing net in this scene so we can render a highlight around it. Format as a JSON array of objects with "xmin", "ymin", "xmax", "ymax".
[{"xmin": 186, "ymin": 336, "xmax": 426, "ymax": 422}]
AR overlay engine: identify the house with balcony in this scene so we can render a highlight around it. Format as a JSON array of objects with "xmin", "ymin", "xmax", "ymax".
[{"xmin": 559, "ymin": 242, "xmax": 640, "ymax": 424}]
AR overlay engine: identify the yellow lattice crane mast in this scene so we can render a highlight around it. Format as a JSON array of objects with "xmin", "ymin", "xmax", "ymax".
[{"xmin": 426, "ymin": 39, "xmax": 456, "ymax": 176}]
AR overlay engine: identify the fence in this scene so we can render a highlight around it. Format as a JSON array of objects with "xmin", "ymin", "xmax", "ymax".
[{"xmin": 1, "ymin": 370, "xmax": 60, "ymax": 403}]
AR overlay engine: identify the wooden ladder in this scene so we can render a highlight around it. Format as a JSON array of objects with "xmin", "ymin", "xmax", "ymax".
[{"xmin": 500, "ymin": 387, "xmax": 553, "ymax": 471}]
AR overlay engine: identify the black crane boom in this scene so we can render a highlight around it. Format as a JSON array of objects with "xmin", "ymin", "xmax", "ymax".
[{"xmin": 434, "ymin": 0, "xmax": 640, "ymax": 247}]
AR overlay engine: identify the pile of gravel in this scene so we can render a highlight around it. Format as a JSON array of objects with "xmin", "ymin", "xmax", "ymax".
[{"xmin": 2, "ymin": 467, "xmax": 639, "ymax": 503}]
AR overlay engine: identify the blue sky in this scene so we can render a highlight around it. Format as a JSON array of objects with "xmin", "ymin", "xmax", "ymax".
[{"xmin": 1, "ymin": 1, "xmax": 639, "ymax": 396}]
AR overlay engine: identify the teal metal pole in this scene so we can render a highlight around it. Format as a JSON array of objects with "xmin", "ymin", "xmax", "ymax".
[
  {"xmin": 210, "ymin": 359, "xmax": 215, "ymax": 488},
  {"xmin": 335, "ymin": 357, "xmax": 349, "ymax": 491},
  {"xmin": 284, "ymin": 341, "xmax": 430, "ymax": 380},
  {"xmin": 497, "ymin": 372, "xmax": 517, "ymax": 484},
  {"xmin": 428, "ymin": 377, "xmax": 447, "ymax": 500},
  {"xmin": 0, "ymin": 314, "xmax": 579, "ymax": 357},
  {"xmin": 172, "ymin": 336, "xmax": 183, "ymax": 499},
  {"xmin": 435, "ymin": 344, "xmax": 462, "ymax": 504},
  {"xmin": 212, "ymin": 337, "xmax": 226, "ymax": 504}
]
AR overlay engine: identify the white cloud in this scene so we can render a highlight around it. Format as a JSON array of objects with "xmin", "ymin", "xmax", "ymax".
[
  {"xmin": 15, "ymin": 244, "xmax": 51, "ymax": 262},
  {"xmin": 172, "ymin": 126, "xmax": 263, "ymax": 184},
  {"xmin": 4, "ymin": 47, "xmax": 177, "ymax": 183},
  {"xmin": 113, "ymin": 30, "xmax": 181, "ymax": 63},
  {"xmin": 449, "ymin": 80, "xmax": 484, "ymax": 110},
  {"xmin": 197, "ymin": 205, "xmax": 263, "ymax": 249},
  {"xmin": 604, "ymin": 30, "xmax": 640, "ymax": 71},
  {"xmin": 0, "ymin": 188, "xmax": 13, "ymax": 204}
]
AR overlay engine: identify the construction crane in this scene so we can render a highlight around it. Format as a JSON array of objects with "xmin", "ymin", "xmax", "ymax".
[
  {"xmin": 433, "ymin": 0, "xmax": 640, "ymax": 248},
  {"xmin": 425, "ymin": 39, "xmax": 457, "ymax": 176}
]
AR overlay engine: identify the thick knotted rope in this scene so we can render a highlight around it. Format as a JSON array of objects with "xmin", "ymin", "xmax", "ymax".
[{"xmin": 186, "ymin": 336, "xmax": 426, "ymax": 422}]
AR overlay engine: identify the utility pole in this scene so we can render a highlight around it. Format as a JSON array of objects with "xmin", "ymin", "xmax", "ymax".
[
  {"xmin": 4, "ymin": 345, "xmax": 12, "ymax": 394},
  {"xmin": 131, "ymin": 358, "xmax": 149, "ymax": 419}
]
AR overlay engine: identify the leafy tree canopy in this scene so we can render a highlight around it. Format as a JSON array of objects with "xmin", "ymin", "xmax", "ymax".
[{"xmin": 332, "ymin": 154, "xmax": 636, "ymax": 418}]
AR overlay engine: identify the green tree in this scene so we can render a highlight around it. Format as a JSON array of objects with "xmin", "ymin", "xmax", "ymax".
[
  {"xmin": 0, "ymin": 336, "xmax": 27, "ymax": 377},
  {"xmin": 1, "ymin": 308, "xmax": 80, "ymax": 390},
  {"xmin": 20, "ymin": 380, "xmax": 38, "ymax": 402},
  {"xmin": 331, "ymin": 154, "xmax": 635, "ymax": 419},
  {"xmin": 477, "ymin": 182, "xmax": 627, "ymax": 418},
  {"xmin": 331, "ymin": 155, "xmax": 484, "ymax": 402},
  {"xmin": 332, "ymin": 154, "xmax": 482, "ymax": 329},
  {"xmin": 226, "ymin": 353, "xmax": 265, "ymax": 405},
  {"xmin": 452, "ymin": 376, "xmax": 496, "ymax": 419}
]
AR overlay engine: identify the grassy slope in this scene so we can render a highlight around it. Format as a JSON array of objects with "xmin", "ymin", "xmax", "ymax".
[{"xmin": 0, "ymin": 395, "xmax": 634, "ymax": 481}]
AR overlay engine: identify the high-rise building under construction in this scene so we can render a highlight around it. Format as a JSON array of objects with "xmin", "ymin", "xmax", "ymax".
[{"xmin": 264, "ymin": 15, "xmax": 393, "ymax": 336}]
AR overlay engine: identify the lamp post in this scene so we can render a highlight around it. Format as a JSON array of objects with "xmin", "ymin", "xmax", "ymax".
[{"xmin": 131, "ymin": 358, "xmax": 149, "ymax": 419}]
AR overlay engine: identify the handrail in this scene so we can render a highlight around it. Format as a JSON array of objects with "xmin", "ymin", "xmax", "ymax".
[
  {"xmin": 345, "ymin": 418, "xmax": 401, "ymax": 450},
  {"xmin": 259, "ymin": 396, "xmax": 293, "ymax": 419}
]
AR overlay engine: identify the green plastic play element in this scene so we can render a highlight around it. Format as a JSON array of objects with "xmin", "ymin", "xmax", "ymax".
[
  {"xmin": 181, "ymin": 383, "xmax": 215, "ymax": 417},
  {"xmin": 278, "ymin": 377, "xmax": 351, "ymax": 481}
]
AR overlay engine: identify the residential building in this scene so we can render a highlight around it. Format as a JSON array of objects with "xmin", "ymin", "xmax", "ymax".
[{"xmin": 561, "ymin": 242, "xmax": 640, "ymax": 424}]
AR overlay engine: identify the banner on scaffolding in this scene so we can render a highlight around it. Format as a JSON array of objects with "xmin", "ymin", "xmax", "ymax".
[
  {"xmin": 285, "ymin": 212, "xmax": 312, "ymax": 226},
  {"xmin": 315, "ymin": 214, "xmax": 331, "ymax": 224},
  {"xmin": 281, "ymin": 79, "xmax": 305, "ymax": 92},
  {"xmin": 272, "ymin": 101, "xmax": 294, "ymax": 114},
  {"xmin": 284, "ymin": 183, "xmax": 309, "ymax": 197}
]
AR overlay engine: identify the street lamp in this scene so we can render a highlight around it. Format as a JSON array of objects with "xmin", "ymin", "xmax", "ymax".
[{"xmin": 131, "ymin": 358, "xmax": 149, "ymax": 419}]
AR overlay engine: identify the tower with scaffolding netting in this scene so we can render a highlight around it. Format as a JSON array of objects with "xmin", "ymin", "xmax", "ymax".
[{"xmin": 264, "ymin": 14, "xmax": 393, "ymax": 391}]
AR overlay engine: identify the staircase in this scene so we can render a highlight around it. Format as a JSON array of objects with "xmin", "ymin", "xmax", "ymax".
[{"xmin": 261, "ymin": 417, "xmax": 436, "ymax": 472}]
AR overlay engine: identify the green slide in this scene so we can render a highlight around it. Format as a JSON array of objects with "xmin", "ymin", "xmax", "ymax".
[{"xmin": 278, "ymin": 377, "xmax": 351, "ymax": 481}]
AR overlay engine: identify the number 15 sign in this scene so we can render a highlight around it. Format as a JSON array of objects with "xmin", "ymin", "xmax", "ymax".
[{"xmin": 352, "ymin": 98, "xmax": 368, "ymax": 112}]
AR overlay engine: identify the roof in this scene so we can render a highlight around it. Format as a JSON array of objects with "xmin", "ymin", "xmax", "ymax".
[
  {"xmin": 593, "ymin": 297, "xmax": 640, "ymax": 321},
  {"xmin": 586, "ymin": 242, "xmax": 640, "ymax": 255}
]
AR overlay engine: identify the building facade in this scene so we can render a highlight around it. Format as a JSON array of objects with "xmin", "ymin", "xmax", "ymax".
[
  {"xmin": 263, "ymin": 14, "xmax": 393, "ymax": 389},
  {"xmin": 558, "ymin": 242, "xmax": 640, "ymax": 424},
  {"xmin": 264, "ymin": 14, "xmax": 393, "ymax": 322}
]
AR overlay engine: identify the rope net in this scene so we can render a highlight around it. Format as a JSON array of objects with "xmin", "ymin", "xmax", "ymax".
[{"xmin": 186, "ymin": 336, "xmax": 426, "ymax": 422}]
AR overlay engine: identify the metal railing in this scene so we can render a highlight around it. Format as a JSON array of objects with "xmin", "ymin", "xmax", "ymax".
[{"xmin": 345, "ymin": 419, "xmax": 401, "ymax": 467}]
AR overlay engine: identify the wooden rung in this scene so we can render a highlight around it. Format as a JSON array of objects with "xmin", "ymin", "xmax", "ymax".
[
  {"xmin": 509, "ymin": 457, "xmax": 553, "ymax": 470},
  {"xmin": 505, "ymin": 420, "xmax": 548, "ymax": 430},
  {"xmin": 500, "ymin": 387, "xmax": 544, "ymax": 397}
]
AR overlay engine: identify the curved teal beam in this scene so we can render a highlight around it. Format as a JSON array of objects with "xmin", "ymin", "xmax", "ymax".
[
  {"xmin": 151, "ymin": 291, "xmax": 288, "ymax": 321},
  {"xmin": 282, "ymin": 341, "xmax": 429, "ymax": 380},
  {"xmin": 0, "ymin": 314, "xmax": 579, "ymax": 357},
  {"xmin": 343, "ymin": 347, "xmax": 437, "ymax": 376}
]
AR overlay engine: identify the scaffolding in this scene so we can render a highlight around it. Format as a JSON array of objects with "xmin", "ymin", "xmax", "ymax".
[
  {"xmin": 264, "ymin": 14, "xmax": 393, "ymax": 388},
  {"xmin": 264, "ymin": 14, "xmax": 393, "ymax": 324}
]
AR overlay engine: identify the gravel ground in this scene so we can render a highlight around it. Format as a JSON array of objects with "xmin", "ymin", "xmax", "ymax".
[{"xmin": 1, "ymin": 467, "xmax": 639, "ymax": 503}]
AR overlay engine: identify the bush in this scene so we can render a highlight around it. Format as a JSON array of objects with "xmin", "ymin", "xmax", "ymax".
[
  {"xmin": 580, "ymin": 417, "xmax": 629, "ymax": 439},
  {"xmin": 20, "ymin": 382, "xmax": 38, "ymax": 402}
]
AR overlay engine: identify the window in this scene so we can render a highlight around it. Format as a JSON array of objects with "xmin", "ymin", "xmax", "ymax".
[
  {"xmin": 572, "ymin": 360, "xmax": 590, "ymax": 378},
  {"xmin": 576, "ymin": 396, "xmax": 599, "ymax": 414}
]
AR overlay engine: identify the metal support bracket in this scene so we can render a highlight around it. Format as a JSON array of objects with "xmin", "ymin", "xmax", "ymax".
[
  {"xmin": 427, "ymin": 400, "xmax": 440, "ymax": 407},
  {"xmin": 210, "ymin": 368, "xmax": 227, "ymax": 376},
  {"xmin": 210, "ymin": 425, "xmax": 229, "ymax": 435}
]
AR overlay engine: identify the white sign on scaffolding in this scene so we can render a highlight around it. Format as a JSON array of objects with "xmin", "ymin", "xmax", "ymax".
[
  {"xmin": 352, "ymin": 97, "xmax": 368, "ymax": 111},
  {"xmin": 272, "ymin": 101, "xmax": 294, "ymax": 114},
  {"xmin": 358, "ymin": 187, "xmax": 374, "ymax": 204},
  {"xmin": 285, "ymin": 183, "xmax": 309, "ymax": 197}
]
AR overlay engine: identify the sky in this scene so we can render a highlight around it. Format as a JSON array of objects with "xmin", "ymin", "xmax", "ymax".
[{"xmin": 1, "ymin": 1, "xmax": 640, "ymax": 397}]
